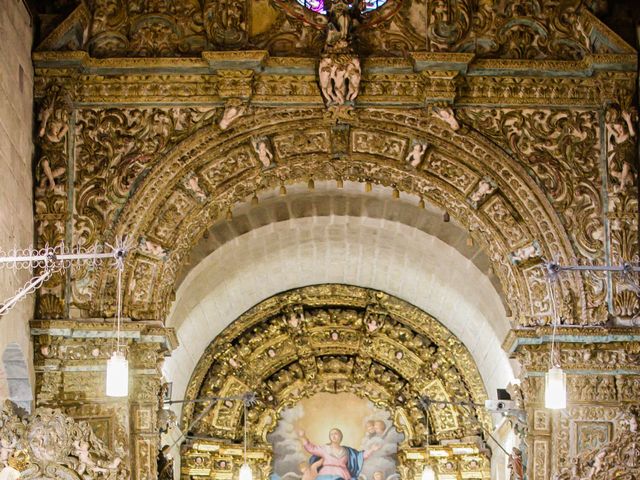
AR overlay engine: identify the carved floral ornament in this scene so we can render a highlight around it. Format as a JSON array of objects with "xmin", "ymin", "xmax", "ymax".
[
  {"xmin": 37, "ymin": 0, "xmax": 631, "ymax": 59},
  {"xmin": 31, "ymin": 71, "xmax": 638, "ymax": 328},
  {"xmin": 553, "ymin": 406, "xmax": 640, "ymax": 480},
  {"xmin": 181, "ymin": 285, "xmax": 491, "ymax": 445},
  {"xmin": 0, "ymin": 402, "xmax": 127, "ymax": 480},
  {"xmin": 60, "ymin": 106, "xmax": 594, "ymax": 329}
]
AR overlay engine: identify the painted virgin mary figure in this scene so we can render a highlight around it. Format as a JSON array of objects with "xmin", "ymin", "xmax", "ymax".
[{"xmin": 298, "ymin": 429, "xmax": 380, "ymax": 480}]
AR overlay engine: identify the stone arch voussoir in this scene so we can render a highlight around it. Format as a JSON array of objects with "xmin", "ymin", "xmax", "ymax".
[{"xmin": 93, "ymin": 108, "xmax": 578, "ymax": 326}]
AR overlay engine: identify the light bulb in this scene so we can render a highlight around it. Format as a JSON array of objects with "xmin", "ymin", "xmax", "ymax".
[
  {"xmin": 0, "ymin": 466, "xmax": 21, "ymax": 480},
  {"xmin": 106, "ymin": 351, "xmax": 129, "ymax": 397},
  {"xmin": 421, "ymin": 465, "xmax": 436, "ymax": 480},
  {"xmin": 239, "ymin": 463, "xmax": 253, "ymax": 480},
  {"xmin": 544, "ymin": 366, "xmax": 566, "ymax": 409}
]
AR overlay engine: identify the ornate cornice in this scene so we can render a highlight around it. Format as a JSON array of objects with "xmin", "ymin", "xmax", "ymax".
[
  {"xmin": 30, "ymin": 319, "xmax": 179, "ymax": 353},
  {"xmin": 503, "ymin": 326, "xmax": 640, "ymax": 354},
  {"xmin": 33, "ymin": 51, "xmax": 635, "ymax": 108}
]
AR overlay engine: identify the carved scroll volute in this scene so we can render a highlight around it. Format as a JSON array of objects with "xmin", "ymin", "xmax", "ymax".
[{"xmin": 204, "ymin": 0, "xmax": 248, "ymax": 48}]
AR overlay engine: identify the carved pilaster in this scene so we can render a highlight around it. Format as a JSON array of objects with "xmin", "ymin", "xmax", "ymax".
[
  {"xmin": 508, "ymin": 328, "xmax": 640, "ymax": 479},
  {"xmin": 31, "ymin": 319, "xmax": 178, "ymax": 480},
  {"xmin": 604, "ymin": 104, "xmax": 639, "ymax": 323}
]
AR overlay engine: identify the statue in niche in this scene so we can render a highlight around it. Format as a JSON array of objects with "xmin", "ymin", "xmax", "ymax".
[
  {"xmin": 325, "ymin": 0, "xmax": 361, "ymax": 51},
  {"xmin": 508, "ymin": 447, "xmax": 524, "ymax": 480}
]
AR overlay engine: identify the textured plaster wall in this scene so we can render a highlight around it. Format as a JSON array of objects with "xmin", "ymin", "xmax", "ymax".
[
  {"xmin": 165, "ymin": 215, "xmax": 514, "ymax": 414},
  {"xmin": 0, "ymin": 0, "xmax": 34, "ymax": 407}
]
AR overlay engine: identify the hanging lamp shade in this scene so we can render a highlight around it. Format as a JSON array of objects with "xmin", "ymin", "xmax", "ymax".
[
  {"xmin": 106, "ymin": 351, "xmax": 129, "ymax": 397},
  {"xmin": 421, "ymin": 465, "xmax": 436, "ymax": 480},
  {"xmin": 544, "ymin": 366, "xmax": 566, "ymax": 409},
  {"xmin": 0, "ymin": 466, "xmax": 21, "ymax": 480},
  {"xmin": 239, "ymin": 463, "xmax": 253, "ymax": 480}
]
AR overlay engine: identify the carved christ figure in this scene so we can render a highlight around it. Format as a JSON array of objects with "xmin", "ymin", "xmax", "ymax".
[{"xmin": 325, "ymin": 0, "xmax": 359, "ymax": 50}]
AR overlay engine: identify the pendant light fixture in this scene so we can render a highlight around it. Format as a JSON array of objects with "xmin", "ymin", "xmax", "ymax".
[
  {"xmin": 544, "ymin": 277, "xmax": 566, "ymax": 409},
  {"xmin": 239, "ymin": 397, "xmax": 253, "ymax": 480},
  {"xmin": 106, "ymin": 252, "xmax": 128, "ymax": 397},
  {"xmin": 421, "ymin": 407, "xmax": 436, "ymax": 480}
]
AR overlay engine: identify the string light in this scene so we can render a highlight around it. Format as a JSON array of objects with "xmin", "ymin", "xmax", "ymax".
[
  {"xmin": 421, "ymin": 405, "xmax": 436, "ymax": 480},
  {"xmin": 106, "ymin": 252, "xmax": 128, "ymax": 397},
  {"xmin": 239, "ymin": 398, "xmax": 253, "ymax": 480},
  {"xmin": 544, "ymin": 276, "xmax": 566, "ymax": 409}
]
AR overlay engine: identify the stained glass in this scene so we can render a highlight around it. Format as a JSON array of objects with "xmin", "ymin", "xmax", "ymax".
[{"xmin": 296, "ymin": 0, "xmax": 388, "ymax": 15}]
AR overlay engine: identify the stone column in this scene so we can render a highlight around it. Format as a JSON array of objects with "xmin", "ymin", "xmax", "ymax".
[
  {"xmin": 31, "ymin": 319, "xmax": 178, "ymax": 480},
  {"xmin": 506, "ymin": 327, "xmax": 640, "ymax": 479}
]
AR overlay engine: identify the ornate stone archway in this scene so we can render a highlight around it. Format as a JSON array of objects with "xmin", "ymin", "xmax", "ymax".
[
  {"xmin": 75, "ymin": 107, "xmax": 583, "ymax": 330},
  {"xmin": 28, "ymin": 1, "xmax": 639, "ymax": 478},
  {"xmin": 182, "ymin": 284, "xmax": 491, "ymax": 444},
  {"xmin": 180, "ymin": 284, "xmax": 493, "ymax": 478}
]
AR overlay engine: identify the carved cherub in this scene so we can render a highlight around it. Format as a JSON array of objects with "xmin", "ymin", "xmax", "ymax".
[
  {"xmin": 605, "ymin": 105, "xmax": 637, "ymax": 193},
  {"xmin": 319, "ymin": 58, "xmax": 337, "ymax": 105},
  {"xmin": 405, "ymin": 143, "xmax": 428, "ymax": 167},
  {"xmin": 509, "ymin": 242, "xmax": 541, "ymax": 265},
  {"xmin": 38, "ymin": 86, "xmax": 70, "ymax": 144},
  {"xmin": 345, "ymin": 58, "xmax": 361, "ymax": 101},
  {"xmin": 431, "ymin": 105, "xmax": 460, "ymax": 131},
  {"xmin": 142, "ymin": 239, "xmax": 166, "ymax": 257},
  {"xmin": 0, "ymin": 436, "xmax": 16, "ymax": 467},
  {"xmin": 185, "ymin": 175, "xmax": 207, "ymax": 201},
  {"xmin": 37, "ymin": 157, "xmax": 65, "ymax": 191},
  {"xmin": 219, "ymin": 99, "xmax": 246, "ymax": 130},
  {"xmin": 468, "ymin": 178, "xmax": 497, "ymax": 208},
  {"xmin": 252, "ymin": 138, "xmax": 274, "ymax": 168}
]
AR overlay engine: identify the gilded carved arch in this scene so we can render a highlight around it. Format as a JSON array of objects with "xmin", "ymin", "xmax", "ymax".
[
  {"xmin": 181, "ymin": 285, "xmax": 491, "ymax": 447},
  {"xmin": 84, "ymin": 107, "xmax": 578, "ymax": 327}
]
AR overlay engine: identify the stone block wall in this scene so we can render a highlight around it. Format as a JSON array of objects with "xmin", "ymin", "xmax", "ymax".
[{"xmin": 0, "ymin": 0, "xmax": 34, "ymax": 407}]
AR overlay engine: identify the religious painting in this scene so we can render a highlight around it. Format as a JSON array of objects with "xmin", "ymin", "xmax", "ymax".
[{"xmin": 268, "ymin": 393, "xmax": 404, "ymax": 480}]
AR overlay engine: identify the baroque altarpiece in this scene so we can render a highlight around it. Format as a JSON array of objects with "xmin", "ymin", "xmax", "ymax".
[{"xmin": 4, "ymin": 0, "xmax": 639, "ymax": 479}]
